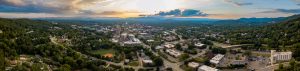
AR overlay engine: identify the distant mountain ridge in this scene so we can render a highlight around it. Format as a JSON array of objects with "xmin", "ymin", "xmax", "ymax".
[{"xmin": 31, "ymin": 16, "xmax": 296, "ymax": 26}]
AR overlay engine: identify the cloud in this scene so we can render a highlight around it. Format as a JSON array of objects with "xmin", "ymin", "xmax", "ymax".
[
  {"xmin": 259, "ymin": 9, "xmax": 300, "ymax": 14},
  {"xmin": 223, "ymin": 0, "xmax": 253, "ymax": 7},
  {"xmin": 0, "ymin": 0, "xmax": 107, "ymax": 14},
  {"xmin": 154, "ymin": 9, "xmax": 208, "ymax": 17}
]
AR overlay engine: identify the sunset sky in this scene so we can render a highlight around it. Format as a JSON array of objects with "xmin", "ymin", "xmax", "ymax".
[{"xmin": 0, "ymin": 0, "xmax": 300, "ymax": 19}]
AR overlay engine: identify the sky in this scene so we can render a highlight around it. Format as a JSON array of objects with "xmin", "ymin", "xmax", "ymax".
[{"xmin": 0, "ymin": 0, "xmax": 300, "ymax": 19}]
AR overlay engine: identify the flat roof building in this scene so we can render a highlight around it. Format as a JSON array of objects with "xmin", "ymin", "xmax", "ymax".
[
  {"xmin": 271, "ymin": 50, "xmax": 292, "ymax": 64},
  {"xmin": 166, "ymin": 49, "xmax": 182, "ymax": 57},
  {"xmin": 198, "ymin": 65, "xmax": 219, "ymax": 71},
  {"xmin": 164, "ymin": 44, "xmax": 175, "ymax": 49},
  {"xmin": 210, "ymin": 54, "xmax": 224, "ymax": 64},
  {"xmin": 188, "ymin": 62, "xmax": 200, "ymax": 68}
]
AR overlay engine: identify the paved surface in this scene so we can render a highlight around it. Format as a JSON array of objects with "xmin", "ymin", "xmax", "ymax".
[
  {"xmin": 257, "ymin": 62, "xmax": 289, "ymax": 71},
  {"xmin": 179, "ymin": 46, "xmax": 209, "ymax": 65},
  {"xmin": 142, "ymin": 42, "xmax": 184, "ymax": 71}
]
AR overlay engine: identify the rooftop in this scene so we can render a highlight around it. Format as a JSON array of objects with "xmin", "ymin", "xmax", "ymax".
[
  {"xmin": 210, "ymin": 54, "xmax": 224, "ymax": 64},
  {"xmin": 164, "ymin": 44, "xmax": 175, "ymax": 48},
  {"xmin": 188, "ymin": 62, "xmax": 200, "ymax": 68},
  {"xmin": 195, "ymin": 43, "xmax": 205, "ymax": 47},
  {"xmin": 198, "ymin": 65, "xmax": 219, "ymax": 71}
]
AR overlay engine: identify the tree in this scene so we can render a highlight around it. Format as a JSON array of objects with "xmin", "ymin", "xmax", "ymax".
[
  {"xmin": 179, "ymin": 53, "xmax": 190, "ymax": 61},
  {"xmin": 211, "ymin": 47, "xmax": 226, "ymax": 54},
  {"xmin": 56, "ymin": 64, "xmax": 71, "ymax": 71},
  {"xmin": 243, "ymin": 50, "xmax": 252, "ymax": 56},
  {"xmin": 153, "ymin": 57, "xmax": 163, "ymax": 66},
  {"xmin": 175, "ymin": 44, "xmax": 182, "ymax": 51}
]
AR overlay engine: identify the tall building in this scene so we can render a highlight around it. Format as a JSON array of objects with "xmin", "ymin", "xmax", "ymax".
[{"xmin": 270, "ymin": 50, "xmax": 292, "ymax": 64}]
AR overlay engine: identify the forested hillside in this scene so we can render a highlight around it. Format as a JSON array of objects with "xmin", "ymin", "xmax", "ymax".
[
  {"xmin": 0, "ymin": 18, "xmax": 135, "ymax": 71},
  {"xmin": 221, "ymin": 15, "xmax": 300, "ymax": 60}
]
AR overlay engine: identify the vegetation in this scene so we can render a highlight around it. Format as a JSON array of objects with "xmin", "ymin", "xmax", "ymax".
[
  {"xmin": 0, "ymin": 18, "xmax": 132, "ymax": 71},
  {"xmin": 275, "ymin": 60, "xmax": 300, "ymax": 71},
  {"xmin": 211, "ymin": 47, "xmax": 227, "ymax": 54}
]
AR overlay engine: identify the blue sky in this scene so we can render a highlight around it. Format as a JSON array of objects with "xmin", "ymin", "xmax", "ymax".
[{"xmin": 0, "ymin": 0, "xmax": 300, "ymax": 19}]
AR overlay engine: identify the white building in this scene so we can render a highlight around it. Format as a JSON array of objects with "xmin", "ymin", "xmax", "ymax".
[
  {"xmin": 155, "ymin": 46, "xmax": 163, "ymax": 50},
  {"xmin": 194, "ymin": 43, "xmax": 205, "ymax": 47},
  {"xmin": 210, "ymin": 54, "xmax": 224, "ymax": 64},
  {"xmin": 123, "ymin": 38, "xmax": 142, "ymax": 45},
  {"xmin": 166, "ymin": 49, "xmax": 182, "ymax": 57},
  {"xmin": 270, "ymin": 50, "xmax": 292, "ymax": 64},
  {"xmin": 164, "ymin": 44, "xmax": 175, "ymax": 49},
  {"xmin": 147, "ymin": 39, "xmax": 155, "ymax": 42},
  {"xmin": 142, "ymin": 57, "xmax": 153, "ymax": 64},
  {"xmin": 198, "ymin": 65, "xmax": 219, "ymax": 71},
  {"xmin": 188, "ymin": 62, "xmax": 200, "ymax": 68}
]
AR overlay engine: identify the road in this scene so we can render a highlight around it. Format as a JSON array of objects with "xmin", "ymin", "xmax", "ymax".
[
  {"xmin": 179, "ymin": 46, "xmax": 209, "ymax": 65},
  {"xmin": 52, "ymin": 37, "xmax": 155, "ymax": 71},
  {"xmin": 141, "ymin": 42, "xmax": 184, "ymax": 71}
]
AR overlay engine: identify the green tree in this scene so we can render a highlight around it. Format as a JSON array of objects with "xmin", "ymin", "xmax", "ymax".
[
  {"xmin": 56, "ymin": 64, "xmax": 71, "ymax": 71},
  {"xmin": 179, "ymin": 53, "xmax": 190, "ymax": 61}
]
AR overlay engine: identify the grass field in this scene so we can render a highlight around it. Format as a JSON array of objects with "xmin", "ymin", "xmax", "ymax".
[
  {"xmin": 128, "ymin": 61, "xmax": 140, "ymax": 66},
  {"xmin": 90, "ymin": 49, "xmax": 116, "ymax": 55}
]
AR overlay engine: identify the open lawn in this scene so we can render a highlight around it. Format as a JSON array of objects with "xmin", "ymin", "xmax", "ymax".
[
  {"xmin": 128, "ymin": 61, "xmax": 139, "ymax": 66},
  {"xmin": 90, "ymin": 49, "xmax": 116, "ymax": 55}
]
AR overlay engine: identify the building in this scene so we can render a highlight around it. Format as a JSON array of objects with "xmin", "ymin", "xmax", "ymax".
[
  {"xmin": 270, "ymin": 50, "xmax": 292, "ymax": 64},
  {"xmin": 231, "ymin": 60, "xmax": 247, "ymax": 65},
  {"xmin": 141, "ymin": 52, "xmax": 153, "ymax": 65},
  {"xmin": 155, "ymin": 46, "xmax": 163, "ymax": 50},
  {"xmin": 188, "ymin": 62, "xmax": 200, "ymax": 68},
  {"xmin": 147, "ymin": 39, "xmax": 155, "ymax": 42},
  {"xmin": 165, "ymin": 49, "xmax": 182, "ymax": 57},
  {"xmin": 142, "ymin": 56, "xmax": 153, "ymax": 65},
  {"xmin": 194, "ymin": 42, "xmax": 205, "ymax": 47},
  {"xmin": 210, "ymin": 54, "xmax": 224, "ymax": 64},
  {"xmin": 198, "ymin": 65, "xmax": 219, "ymax": 71},
  {"xmin": 121, "ymin": 33, "xmax": 142, "ymax": 46},
  {"xmin": 164, "ymin": 44, "xmax": 175, "ymax": 49},
  {"xmin": 123, "ymin": 38, "xmax": 142, "ymax": 45}
]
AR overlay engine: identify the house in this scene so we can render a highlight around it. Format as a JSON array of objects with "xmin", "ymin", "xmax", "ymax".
[
  {"xmin": 188, "ymin": 62, "xmax": 200, "ymax": 68},
  {"xmin": 198, "ymin": 65, "xmax": 219, "ymax": 71},
  {"xmin": 270, "ymin": 50, "xmax": 292, "ymax": 64},
  {"xmin": 210, "ymin": 54, "xmax": 224, "ymax": 65}
]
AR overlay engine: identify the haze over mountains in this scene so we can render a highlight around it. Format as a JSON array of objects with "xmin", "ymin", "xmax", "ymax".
[{"xmin": 32, "ymin": 15, "xmax": 292, "ymax": 27}]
